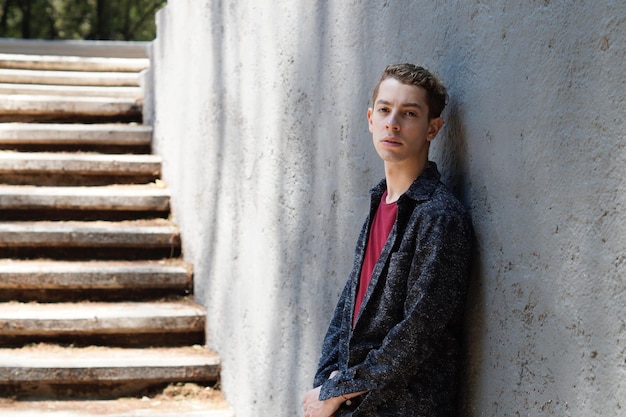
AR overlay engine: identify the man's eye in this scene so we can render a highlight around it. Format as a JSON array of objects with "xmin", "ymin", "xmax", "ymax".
[
  {"xmin": 378, "ymin": 108, "xmax": 389, "ymax": 113},
  {"xmin": 405, "ymin": 111, "xmax": 417, "ymax": 117}
]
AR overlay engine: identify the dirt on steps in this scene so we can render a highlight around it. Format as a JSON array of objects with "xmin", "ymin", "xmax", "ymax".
[{"xmin": 0, "ymin": 382, "xmax": 233, "ymax": 416}]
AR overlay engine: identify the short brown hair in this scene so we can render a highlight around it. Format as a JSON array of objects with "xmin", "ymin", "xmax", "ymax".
[{"xmin": 372, "ymin": 63, "xmax": 448, "ymax": 119}]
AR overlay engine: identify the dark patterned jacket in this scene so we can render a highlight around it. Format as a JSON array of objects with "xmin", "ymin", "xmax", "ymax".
[{"xmin": 313, "ymin": 162, "xmax": 472, "ymax": 417}]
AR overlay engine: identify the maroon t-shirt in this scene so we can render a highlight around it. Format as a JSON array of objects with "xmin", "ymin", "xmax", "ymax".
[{"xmin": 353, "ymin": 190, "xmax": 398, "ymax": 327}]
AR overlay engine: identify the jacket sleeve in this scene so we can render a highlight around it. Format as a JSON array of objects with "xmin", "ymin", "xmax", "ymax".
[
  {"xmin": 319, "ymin": 209, "xmax": 472, "ymax": 399},
  {"xmin": 313, "ymin": 280, "xmax": 350, "ymax": 387}
]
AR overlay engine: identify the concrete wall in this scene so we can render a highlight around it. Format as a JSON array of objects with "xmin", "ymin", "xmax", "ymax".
[{"xmin": 149, "ymin": 1, "xmax": 625, "ymax": 416}]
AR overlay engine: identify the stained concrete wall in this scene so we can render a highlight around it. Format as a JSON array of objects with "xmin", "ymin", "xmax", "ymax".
[{"xmin": 149, "ymin": 1, "xmax": 625, "ymax": 416}]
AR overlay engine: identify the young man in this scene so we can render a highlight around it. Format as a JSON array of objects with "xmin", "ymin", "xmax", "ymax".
[{"xmin": 303, "ymin": 64, "xmax": 472, "ymax": 417}]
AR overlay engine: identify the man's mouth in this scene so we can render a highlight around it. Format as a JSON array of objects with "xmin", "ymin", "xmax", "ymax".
[{"xmin": 381, "ymin": 136, "xmax": 401, "ymax": 145}]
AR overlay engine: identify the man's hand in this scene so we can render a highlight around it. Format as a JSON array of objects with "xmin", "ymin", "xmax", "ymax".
[{"xmin": 302, "ymin": 385, "xmax": 343, "ymax": 417}]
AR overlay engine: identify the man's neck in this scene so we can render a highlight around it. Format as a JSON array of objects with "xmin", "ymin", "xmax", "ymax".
[{"xmin": 383, "ymin": 159, "xmax": 428, "ymax": 203}]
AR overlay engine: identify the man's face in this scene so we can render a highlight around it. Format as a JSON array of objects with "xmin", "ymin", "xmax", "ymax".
[{"xmin": 367, "ymin": 78, "xmax": 443, "ymax": 167}]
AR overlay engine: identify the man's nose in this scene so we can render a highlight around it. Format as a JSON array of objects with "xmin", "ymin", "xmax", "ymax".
[{"xmin": 385, "ymin": 112, "xmax": 400, "ymax": 130}]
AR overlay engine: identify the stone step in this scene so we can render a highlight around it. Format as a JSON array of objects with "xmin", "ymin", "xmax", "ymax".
[
  {"xmin": 0, "ymin": 151, "xmax": 160, "ymax": 185},
  {"xmin": 0, "ymin": 68, "xmax": 140, "ymax": 86},
  {"xmin": 0, "ymin": 300, "xmax": 205, "ymax": 337},
  {"xmin": 0, "ymin": 53, "xmax": 149, "ymax": 72},
  {"xmin": 0, "ymin": 123, "xmax": 151, "ymax": 147},
  {"xmin": 0, "ymin": 259, "xmax": 191, "ymax": 291},
  {"xmin": 0, "ymin": 184, "xmax": 169, "ymax": 211},
  {"xmin": 0, "ymin": 95, "xmax": 141, "ymax": 123},
  {"xmin": 0, "ymin": 38, "xmax": 149, "ymax": 59},
  {"xmin": 0, "ymin": 259, "xmax": 192, "ymax": 302},
  {"xmin": 0, "ymin": 345, "xmax": 220, "ymax": 398},
  {"xmin": 0, "ymin": 397, "xmax": 234, "ymax": 417},
  {"xmin": 0, "ymin": 83, "xmax": 141, "ymax": 98},
  {"xmin": 0, "ymin": 219, "xmax": 179, "ymax": 249}
]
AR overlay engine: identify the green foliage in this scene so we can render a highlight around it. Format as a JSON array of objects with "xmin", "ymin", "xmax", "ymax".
[{"xmin": 0, "ymin": 0, "xmax": 167, "ymax": 40}]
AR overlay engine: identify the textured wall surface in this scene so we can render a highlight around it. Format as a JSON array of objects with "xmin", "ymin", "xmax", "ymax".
[{"xmin": 149, "ymin": 1, "xmax": 625, "ymax": 416}]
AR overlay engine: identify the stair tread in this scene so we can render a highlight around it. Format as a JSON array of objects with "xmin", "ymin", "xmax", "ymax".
[
  {"xmin": 0, "ymin": 258, "xmax": 188, "ymax": 269},
  {"xmin": 0, "ymin": 259, "xmax": 190, "ymax": 290},
  {"xmin": 0, "ymin": 150, "xmax": 159, "ymax": 161},
  {"xmin": 0, "ymin": 391, "xmax": 235, "ymax": 417},
  {"xmin": 0, "ymin": 397, "xmax": 233, "ymax": 417},
  {"xmin": 0, "ymin": 53, "xmax": 150, "ymax": 72},
  {"xmin": 0, "ymin": 218, "xmax": 175, "ymax": 227},
  {"xmin": 0, "ymin": 217, "xmax": 175, "ymax": 225},
  {"xmin": 0, "ymin": 122, "xmax": 151, "ymax": 133},
  {"xmin": 0, "ymin": 184, "xmax": 169, "ymax": 211},
  {"xmin": 0, "ymin": 39, "xmax": 149, "ymax": 59},
  {"xmin": 0, "ymin": 345, "xmax": 219, "ymax": 378},
  {"xmin": 0, "ymin": 300, "xmax": 204, "ymax": 318},
  {"xmin": 0, "ymin": 300, "xmax": 205, "ymax": 334},
  {"xmin": 1, "ymin": 94, "xmax": 140, "ymax": 105},
  {"xmin": 0, "ymin": 83, "xmax": 141, "ymax": 98},
  {"xmin": 0, "ymin": 219, "xmax": 179, "ymax": 248},
  {"xmin": 0, "ymin": 151, "xmax": 160, "ymax": 175},
  {"xmin": 0, "ymin": 122, "xmax": 151, "ymax": 145},
  {"xmin": 0, "ymin": 183, "xmax": 168, "ymax": 194},
  {"xmin": 0, "ymin": 68, "xmax": 140, "ymax": 86},
  {"xmin": 0, "ymin": 95, "xmax": 141, "ymax": 119}
]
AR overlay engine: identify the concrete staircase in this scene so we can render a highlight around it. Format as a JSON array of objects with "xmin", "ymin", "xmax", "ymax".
[{"xmin": 0, "ymin": 41, "xmax": 233, "ymax": 416}]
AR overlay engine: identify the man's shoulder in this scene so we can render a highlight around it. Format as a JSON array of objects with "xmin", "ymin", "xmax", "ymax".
[
  {"xmin": 418, "ymin": 181, "xmax": 470, "ymax": 225},
  {"xmin": 431, "ymin": 182, "xmax": 466, "ymax": 210}
]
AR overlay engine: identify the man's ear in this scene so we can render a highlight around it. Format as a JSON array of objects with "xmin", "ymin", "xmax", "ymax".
[
  {"xmin": 367, "ymin": 108, "xmax": 374, "ymax": 133},
  {"xmin": 427, "ymin": 117, "xmax": 444, "ymax": 141}
]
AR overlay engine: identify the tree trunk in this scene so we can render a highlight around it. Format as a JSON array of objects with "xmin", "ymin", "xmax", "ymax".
[
  {"xmin": 96, "ymin": 0, "xmax": 112, "ymax": 39},
  {"xmin": 21, "ymin": 0, "xmax": 31, "ymax": 38},
  {"xmin": 0, "ymin": 0, "xmax": 13, "ymax": 36}
]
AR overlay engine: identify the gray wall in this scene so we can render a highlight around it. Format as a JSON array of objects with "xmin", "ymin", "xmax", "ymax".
[{"xmin": 149, "ymin": 1, "xmax": 625, "ymax": 416}]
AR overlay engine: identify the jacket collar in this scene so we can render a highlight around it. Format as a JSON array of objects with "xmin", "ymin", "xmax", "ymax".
[{"xmin": 370, "ymin": 161, "xmax": 441, "ymax": 203}]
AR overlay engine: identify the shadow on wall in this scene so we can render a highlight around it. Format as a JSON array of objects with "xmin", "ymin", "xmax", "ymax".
[{"xmin": 429, "ymin": 77, "xmax": 483, "ymax": 417}]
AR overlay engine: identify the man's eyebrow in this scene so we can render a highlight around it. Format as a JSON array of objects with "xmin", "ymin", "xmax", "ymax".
[{"xmin": 375, "ymin": 99, "xmax": 424, "ymax": 109}]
